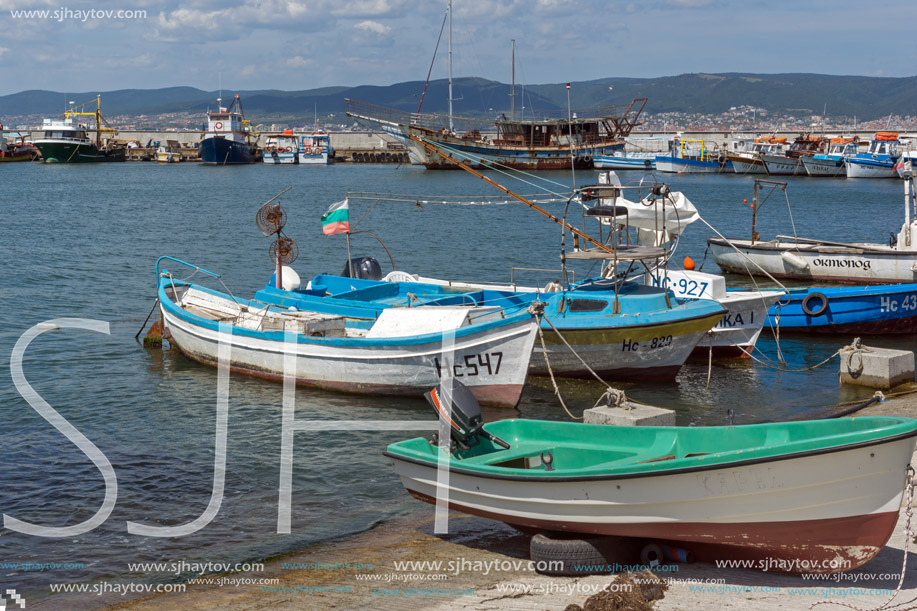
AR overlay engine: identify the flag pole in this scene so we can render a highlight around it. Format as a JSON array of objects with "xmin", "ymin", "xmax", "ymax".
[{"xmin": 346, "ymin": 231, "xmax": 354, "ymax": 278}]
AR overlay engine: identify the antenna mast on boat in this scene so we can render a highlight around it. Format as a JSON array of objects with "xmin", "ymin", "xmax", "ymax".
[
  {"xmin": 511, "ymin": 39, "xmax": 515, "ymax": 121},
  {"xmin": 447, "ymin": 0, "xmax": 454, "ymax": 133}
]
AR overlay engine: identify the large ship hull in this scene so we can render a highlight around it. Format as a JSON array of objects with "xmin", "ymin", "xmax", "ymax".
[
  {"xmin": 403, "ymin": 126, "xmax": 621, "ymax": 170},
  {"xmin": 200, "ymin": 137, "xmax": 256, "ymax": 165},
  {"xmin": 34, "ymin": 141, "xmax": 125, "ymax": 163}
]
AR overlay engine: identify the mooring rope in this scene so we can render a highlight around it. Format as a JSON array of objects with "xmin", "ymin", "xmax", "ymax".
[{"xmin": 527, "ymin": 301, "xmax": 629, "ymax": 420}]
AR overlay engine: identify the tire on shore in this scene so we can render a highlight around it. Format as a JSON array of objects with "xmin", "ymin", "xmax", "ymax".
[{"xmin": 529, "ymin": 532, "xmax": 646, "ymax": 576}]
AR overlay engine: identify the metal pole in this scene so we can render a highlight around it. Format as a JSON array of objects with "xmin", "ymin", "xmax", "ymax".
[
  {"xmin": 511, "ymin": 40, "xmax": 515, "ymax": 122},
  {"xmin": 447, "ymin": 0, "xmax": 453, "ymax": 133},
  {"xmin": 346, "ymin": 232, "xmax": 354, "ymax": 278}
]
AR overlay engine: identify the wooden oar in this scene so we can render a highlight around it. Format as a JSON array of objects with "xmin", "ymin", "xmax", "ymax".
[{"xmin": 774, "ymin": 234, "xmax": 859, "ymax": 249}]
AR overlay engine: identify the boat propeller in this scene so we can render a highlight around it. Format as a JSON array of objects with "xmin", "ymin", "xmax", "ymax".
[{"xmin": 426, "ymin": 380, "xmax": 510, "ymax": 453}]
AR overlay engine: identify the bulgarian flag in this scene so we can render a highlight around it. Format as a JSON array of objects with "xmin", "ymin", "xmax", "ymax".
[{"xmin": 321, "ymin": 199, "xmax": 350, "ymax": 235}]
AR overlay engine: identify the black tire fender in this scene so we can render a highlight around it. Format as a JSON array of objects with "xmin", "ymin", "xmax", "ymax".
[
  {"xmin": 801, "ymin": 291, "xmax": 829, "ymax": 317},
  {"xmin": 529, "ymin": 532, "xmax": 645, "ymax": 576}
]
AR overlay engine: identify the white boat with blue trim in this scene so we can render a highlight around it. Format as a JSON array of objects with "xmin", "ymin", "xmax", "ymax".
[
  {"xmin": 846, "ymin": 132, "xmax": 905, "ymax": 179},
  {"xmin": 157, "ymin": 257, "xmax": 539, "ymax": 408}
]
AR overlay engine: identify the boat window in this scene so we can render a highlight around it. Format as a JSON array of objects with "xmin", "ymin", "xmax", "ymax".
[
  {"xmin": 567, "ymin": 299, "xmax": 606, "ymax": 313},
  {"xmin": 877, "ymin": 142, "xmax": 887, "ymax": 154}
]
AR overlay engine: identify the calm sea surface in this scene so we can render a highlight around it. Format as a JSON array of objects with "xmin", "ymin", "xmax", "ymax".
[{"xmin": 1, "ymin": 162, "xmax": 914, "ymax": 598}]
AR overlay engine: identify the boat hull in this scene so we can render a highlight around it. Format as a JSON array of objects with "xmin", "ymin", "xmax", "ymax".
[
  {"xmin": 707, "ymin": 238, "xmax": 917, "ymax": 284},
  {"xmin": 404, "ymin": 126, "xmax": 620, "ymax": 170},
  {"xmin": 729, "ymin": 156, "xmax": 768, "ymax": 175},
  {"xmin": 765, "ymin": 285, "xmax": 917, "ymax": 334},
  {"xmin": 34, "ymin": 141, "xmax": 125, "ymax": 163},
  {"xmin": 263, "ymin": 150, "xmax": 298, "ymax": 164},
  {"xmin": 160, "ymin": 285, "xmax": 537, "ymax": 408},
  {"xmin": 847, "ymin": 158, "xmax": 898, "ymax": 179},
  {"xmin": 802, "ymin": 155, "xmax": 846, "ymax": 177},
  {"xmin": 389, "ymin": 424, "xmax": 917, "ymax": 573},
  {"xmin": 761, "ymin": 155, "xmax": 807, "ymax": 176},
  {"xmin": 593, "ymin": 155, "xmax": 656, "ymax": 170},
  {"xmin": 200, "ymin": 137, "xmax": 256, "ymax": 165},
  {"xmin": 655, "ymin": 156, "xmax": 731, "ymax": 173},
  {"xmin": 531, "ymin": 312, "xmax": 724, "ymax": 378}
]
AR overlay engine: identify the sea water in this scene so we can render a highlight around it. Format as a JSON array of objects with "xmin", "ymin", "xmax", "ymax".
[{"xmin": 0, "ymin": 162, "xmax": 911, "ymax": 598}]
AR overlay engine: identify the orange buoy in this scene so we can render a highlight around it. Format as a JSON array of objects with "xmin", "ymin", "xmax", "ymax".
[{"xmin": 684, "ymin": 256, "xmax": 695, "ymax": 270}]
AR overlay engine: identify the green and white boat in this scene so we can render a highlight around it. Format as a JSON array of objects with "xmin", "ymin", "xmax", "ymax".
[
  {"xmin": 33, "ymin": 96, "xmax": 125, "ymax": 163},
  {"xmin": 387, "ymin": 393, "xmax": 917, "ymax": 573}
]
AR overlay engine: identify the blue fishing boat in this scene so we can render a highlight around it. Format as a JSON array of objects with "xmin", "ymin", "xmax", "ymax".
[
  {"xmin": 846, "ymin": 132, "xmax": 903, "ymax": 179},
  {"xmin": 199, "ymin": 94, "xmax": 258, "ymax": 165},
  {"xmin": 262, "ymin": 272, "xmax": 726, "ymax": 379},
  {"xmin": 655, "ymin": 137, "xmax": 732, "ymax": 173},
  {"xmin": 755, "ymin": 284, "xmax": 917, "ymax": 334}
]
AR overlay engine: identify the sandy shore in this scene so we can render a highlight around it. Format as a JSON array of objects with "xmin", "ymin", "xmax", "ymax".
[{"xmin": 71, "ymin": 385, "xmax": 917, "ymax": 610}]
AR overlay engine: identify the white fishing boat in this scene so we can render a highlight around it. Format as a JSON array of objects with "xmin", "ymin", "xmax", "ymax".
[
  {"xmin": 155, "ymin": 140, "xmax": 182, "ymax": 163},
  {"xmin": 759, "ymin": 134, "xmax": 827, "ymax": 176},
  {"xmin": 708, "ymin": 177, "xmax": 917, "ymax": 284},
  {"xmin": 298, "ymin": 132, "xmax": 334, "ymax": 165},
  {"xmin": 801, "ymin": 136, "xmax": 859, "ymax": 177},
  {"xmin": 728, "ymin": 136, "xmax": 787, "ymax": 175},
  {"xmin": 263, "ymin": 131, "xmax": 300, "ymax": 164},
  {"xmin": 157, "ymin": 257, "xmax": 539, "ymax": 408}
]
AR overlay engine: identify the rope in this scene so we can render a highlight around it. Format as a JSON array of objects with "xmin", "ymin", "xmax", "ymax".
[
  {"xmin": 809, "ymin": 465, "xmax": 916, "ymax": 611},
  {"xmin": 737, "ymin": 343, "xmax": 843, "ymax": 373},
  {"xmin": 527, "ymin": 302, "xmax": 631, "ymax": 420}
]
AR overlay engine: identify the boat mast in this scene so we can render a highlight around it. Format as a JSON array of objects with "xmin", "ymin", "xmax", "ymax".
[
  {"xmin": 95, "ymin": 95, "xmax": 101, "ymax": 149},
  {"xmin": 447, "ymin": 0, "xmax": 453, "ymax": 133},
  {"xmin": 511, "ymin": 39, "xmax": 515, "ymax": 121}
]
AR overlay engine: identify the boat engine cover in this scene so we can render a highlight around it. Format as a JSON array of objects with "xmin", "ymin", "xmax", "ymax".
[
  {"xmin": 341, "ymin": 256, "xmax": 383, "ymax": 280},
  {"xmin": 425, "ymin": 380, "xmax": 484, "ymax": 446}
]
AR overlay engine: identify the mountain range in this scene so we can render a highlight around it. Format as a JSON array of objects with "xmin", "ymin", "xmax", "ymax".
[{"xmin": 2, "ymin": 73, "xmax": 915, "ymax": 122}]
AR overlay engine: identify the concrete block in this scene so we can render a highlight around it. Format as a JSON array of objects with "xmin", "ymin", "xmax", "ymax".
[
  {"xmin": 583, "ymin": 403, "xmax": 676, "ymax": 427},
  {"xmin": 839, "ymin": 346, "xmax": 915, "ymax": 390}
]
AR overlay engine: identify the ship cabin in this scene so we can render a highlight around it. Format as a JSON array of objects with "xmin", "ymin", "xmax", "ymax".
[
  {"xmin": 866, "ymin": 132, "xmax": 901, "ymax": 157},
  {"xmin": 493, "ymin": 116, "xmax": 611, "ymax": 148},
  {"xmin": 41, "ymin": 118, "xmax": 90, "ymax": 143}
]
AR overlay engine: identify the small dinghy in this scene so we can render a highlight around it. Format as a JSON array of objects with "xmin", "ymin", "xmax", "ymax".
[{"xmin": 386, "ymin": 381, "xmax": 917, "ymax": 572}]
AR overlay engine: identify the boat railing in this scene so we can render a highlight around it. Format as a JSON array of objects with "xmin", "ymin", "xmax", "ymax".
[
  {"xmin": 155, "ymin": 256, "xmax": 222, "ymax": 286},
  {"xmin": 510, "ymin": 268, "xmax": 574, "ymax": 287}
]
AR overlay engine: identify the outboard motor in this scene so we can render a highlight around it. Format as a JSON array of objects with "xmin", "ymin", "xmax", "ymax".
[
  {"xmin": 425, "ymin": 380, "xmax": 510, "ymax": 452},
  {"xmin": 340, "ymin": 256, "xmax": 382, "ymax": 280}
]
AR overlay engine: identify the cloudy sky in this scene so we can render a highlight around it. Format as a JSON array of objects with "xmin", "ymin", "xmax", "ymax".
[{"xmin": 0, "ymin": 0, "xmax": 913, "ymax": 95}]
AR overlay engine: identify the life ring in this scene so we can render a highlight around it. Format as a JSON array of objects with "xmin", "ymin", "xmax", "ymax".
[
  {"xmin": 285, "ymin": 146, "xmax": 292, "ymax": 153},
  {"xmin": 801, "ymin": 291, "xmax": 829, "ymax": 317},
  {"xmin": 214, "ymin": 122, "xmax": 223, "ymax": 129},
  {"xmin": 304, "ymin": 147, "xmax": 312, "ymax": 155},
  {"xmin": 314, "ymin": 148, "xmax": 322, "ymax": 155}
]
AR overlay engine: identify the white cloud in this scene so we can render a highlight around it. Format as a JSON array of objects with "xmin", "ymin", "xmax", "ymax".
[
  {"xmin": 354, "ymin": 19, "xmax": 389, "ymax": 35},
  {"xmin": 286, "ymin": 55, "xmax": 314, "ymax": 68},
  {"xmin": 0, "ymin": 46, "xmax": 8, "ymax": 58}
]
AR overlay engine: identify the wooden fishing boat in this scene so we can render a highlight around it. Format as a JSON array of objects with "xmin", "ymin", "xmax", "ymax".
[
  {"xmin": 708, "ymin": 177, "xmax": 917, "ymax": 284},
  {"xmin": 387, "ymin": 402, "xmax": 917, "ymax": 573},
  {"xmin": 157, "ymin": 258, "xmax": 539, "ymax": 408},
  {"xmin": 759, "ymin": 284, "xmax": 917, "ymax": 334},
  {"xmin": 276, "ymin": 274, "xmax": 726, "ymax": 379}
]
